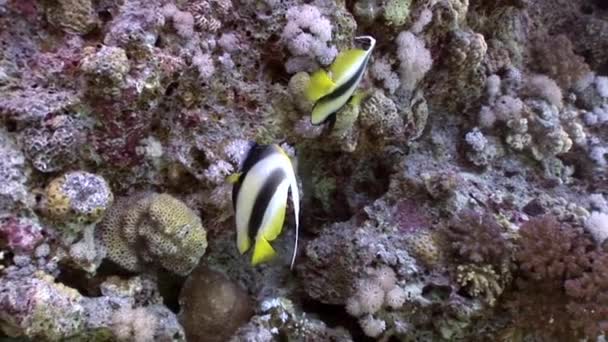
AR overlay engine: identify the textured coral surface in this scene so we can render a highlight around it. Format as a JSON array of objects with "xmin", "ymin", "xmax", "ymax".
[{"xmin": 1, "ymin": 0, "xmax": 608, "ymax": 340}]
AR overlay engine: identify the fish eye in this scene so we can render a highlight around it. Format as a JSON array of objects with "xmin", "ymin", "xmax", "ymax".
[{"xmin": 354, "ymin": 36, "xmax": 374, "ymax": 51}]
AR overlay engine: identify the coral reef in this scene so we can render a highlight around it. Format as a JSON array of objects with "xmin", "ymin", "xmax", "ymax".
[{"xmin": 98, "ymin": 193, "xmax": 206, "ymax": 276}]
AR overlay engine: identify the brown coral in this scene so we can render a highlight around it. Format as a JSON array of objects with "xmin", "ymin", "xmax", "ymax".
[
  {"xmin": 43, "ymin": 0, "xmax": 98, "ymax": 34},
  {"xmin": 565, "ymin": 252, "xmax": 608, "ymax": 337},
  {"xmin": 505, "ymin": 216, "xmax": 598, "ymax": 339},
  {"xmin": 529, "ymin": 34, "xmax": 591, "ymax": 90},
  {"xmin": 98, "ymin": 193, "xmax": 207, "ymax": 276},
  {"xmin": 179, "ymin": 265, "xmax": 252, "ymax": 342},
  {"xmin": 517, "ymin": 216, "xmax": 593, "ymax": 281},
  {"xmin": 445, "ymin": 209, "xmax": 509, "ymax": 266},
  {"xmin": 406, "ymin": 230, "xmax": 444, "ymax": 268}
]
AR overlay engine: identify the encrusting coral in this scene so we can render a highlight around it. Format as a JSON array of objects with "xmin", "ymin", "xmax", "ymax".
[
  {"xmin": 98, "ymin": 193, "xmax": 206, "ymax": 276},
  {"xmin": 44, "ymin": 171, "xmax": 114, "ymax": 226}
]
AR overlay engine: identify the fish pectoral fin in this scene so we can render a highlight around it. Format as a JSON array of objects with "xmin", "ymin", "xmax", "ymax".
[
  {"xmin": 251, "ymin": 237, "xmax": 277, "ymax": 266},
  {"xmin": 349, "ymin": 89, "xmax": 367, "ymax": 107},
  {"xmin": 305, "ymin": 69, "xmax": 336, "ymax": 102}
]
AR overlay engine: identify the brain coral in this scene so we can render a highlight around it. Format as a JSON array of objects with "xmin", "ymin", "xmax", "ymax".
[{"xmin": 98, "ymin": 193, "xmax": 206, "ymax": 276}]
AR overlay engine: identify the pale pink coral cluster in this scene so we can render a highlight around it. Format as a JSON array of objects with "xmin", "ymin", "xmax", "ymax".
[{"xmin": 281, "ymin": 4, "xmax": 337, "ymax": 73}]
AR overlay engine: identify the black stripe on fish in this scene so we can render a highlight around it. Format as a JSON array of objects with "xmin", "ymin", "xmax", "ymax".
[
  {"xmin": 232, "ymin": 144, "xmax": 276, "ymax": 210},
  {"xmin": 248, "ymin": 168, "xmax": 287, "ymax": 243},
  {"xmin": 312, "ymin": 54, "xmax": 371, "ymax": 124}
]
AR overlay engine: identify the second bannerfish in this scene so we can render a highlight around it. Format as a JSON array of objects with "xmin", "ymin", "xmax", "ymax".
[{"xmin": 305, "ymin": 35, "xmax": 377, "ymax": 127}]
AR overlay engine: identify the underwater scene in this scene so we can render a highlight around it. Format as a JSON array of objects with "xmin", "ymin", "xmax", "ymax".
[{"xmin": 1, "ymin": 0, "xmax": 608, "ymax": 341}]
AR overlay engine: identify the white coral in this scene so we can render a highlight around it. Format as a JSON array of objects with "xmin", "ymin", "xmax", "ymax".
[
  {"xmin": 281, "ymin": 4, "xmax": 336, "ymax": 72},
  {"xmin": 396, "ymin": 31, "xmax": 432, "ymax": 92},
  {"xmin": 585, "ymin": 211, "xmax": 608, "ymax": 245}
]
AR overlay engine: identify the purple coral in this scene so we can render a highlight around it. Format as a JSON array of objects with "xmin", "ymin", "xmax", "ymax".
[
  {"xmin": 0, "ymin": 217, "xmax": 43, "ymax": 253},
  {"xmin": 392, "ymin": 199, "xmax": 429, "ymax": 232}
]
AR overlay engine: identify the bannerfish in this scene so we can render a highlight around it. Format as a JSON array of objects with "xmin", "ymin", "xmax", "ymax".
[
  {"xmin": 230, "ymin": 143, "xmax": 300, "ymax": 269},
  {"xmin": 306, "ymin": 35, "xmax": 376, "ymax": 127}
]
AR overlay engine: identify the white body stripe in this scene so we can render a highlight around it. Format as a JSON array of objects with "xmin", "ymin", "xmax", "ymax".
[
  {"xmin": 333, "ymin": 62, "xmax": 363, "ymax": 88},
  {"xmin": 311, "ymin": 75, "xmax": 363, "ymax": 125},
  {"xmin": 257, "ymin": 179, "xmax": 289, "ymax": 241}
]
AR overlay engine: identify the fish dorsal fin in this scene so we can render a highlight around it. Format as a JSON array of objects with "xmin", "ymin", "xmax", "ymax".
[
  {"xmin": 305, "ymin": 69, "xmax": 336, "ymax": 102},
  {"xmin": 285, "ymin": 156, "xmax": 300, "ymax": 270}
]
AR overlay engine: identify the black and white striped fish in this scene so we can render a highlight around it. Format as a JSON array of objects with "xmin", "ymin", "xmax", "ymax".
[{"xmin": 231, "ymin": 143, "xmax": 300, "ymax": 268}]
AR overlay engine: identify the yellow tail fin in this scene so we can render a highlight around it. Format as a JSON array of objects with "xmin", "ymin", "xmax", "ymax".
[
  {"xmin": 305, "ymin": 69, "xmax": 336, "ymax": 102},
  {"xmin": 251, "ymin": 237, "xmax": 277, "ymax": 266}
]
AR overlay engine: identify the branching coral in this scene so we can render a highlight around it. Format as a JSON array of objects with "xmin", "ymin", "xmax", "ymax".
[
  {"xmin": 505, "ymin": 215, "xmax": 602, "ymax": 339},
  {"xmin": 565, "ymin": 252, "xmax": 608, "ymax": 337},
  {"xmin": 456, "ymin": 264, "xmax": 505, "ymax": 306},
  {"xmin": 445, "ymin": 209, "xmax": 509, "ymax": 266},
  {"xmin": 395, "ymin": 31, "xmax": 432, "ymax": 93},
  {"xmin": 281, "ymin": 4, "xmax": 337, "ymax": 73},
  {"xmin": 98, "ymin": 193, "xmax": 207, "ymax": 276},
  {"xmin": 529, "ymin": 34, "xmax": 591, "ymax": 90},
  {"xmin": 517, "ymin": 216, "xmax": 592, "ymax": 281}
]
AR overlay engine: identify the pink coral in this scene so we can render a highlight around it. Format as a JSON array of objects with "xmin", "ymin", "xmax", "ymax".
[{"xmin": 0, "ymin": 217, "xmax": 43, "ymax": 253}]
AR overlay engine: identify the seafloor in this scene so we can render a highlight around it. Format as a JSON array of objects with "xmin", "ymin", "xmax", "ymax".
[{"xmin": 1, "ymin": 0, "xmax": 608, "ymax": 341}]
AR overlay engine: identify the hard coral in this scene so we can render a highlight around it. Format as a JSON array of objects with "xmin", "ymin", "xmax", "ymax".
[
  {"xmin": 179, "ymin": 265, "xmax": 252, "ymax": 342},
  {"xmin": 80, "ymin": 45, "xmax": 130, "ymax": 99},
  {"xmin": 565, "ymin": 252, "xmax": 608, "ymax": 337},
  {"xmin": 0, "ymin": 271, "xmax": 85, "ymax": 341},
  {"xmin": 111, "ymin": 306, "xmax": 157, "ymax": 342},
  {"xmin": 0, "ymin": 130, "xmax": 28, "ymax": 212},
  {"xmin": 506, "ymin": 215, "xmax": 601, "ymax": 339},
  {"xmin": 44, "ymin": 171, "xmax": 113, "ymax": 226},
  {"xmin": 43, "ymin": 0, "xmax": 97, "ymax": 34},
  {"xmin": 455, "ymin": 264, "xmax": 504, "ymax": 306},
  {"xmin": 406, "ymin": 230, "xmax": 444, "ymax": 268},
  {"xmin": 22, "ymin": 115, "xmax": 86, "ymax": 173},
  {"xmin": 98, "ymin": 193, "xmax": 207, "ymax": 276},
  {"xmin": 0, "ymin": 87, "xmax": 79, "ymax": 125},
  {"xmin": 0, "ymin": 216, "xmax": 43, "ymax": 254}
]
